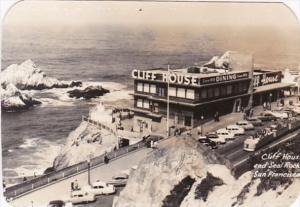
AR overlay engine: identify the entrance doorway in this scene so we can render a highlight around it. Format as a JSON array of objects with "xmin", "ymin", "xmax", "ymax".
[
  {"xmin": 233, "ymin": 98, "xmax": 242, "ymax": 112},
  {"xmin": 184, "ymin": 116, "xmax": 192, "ymax": 127}
]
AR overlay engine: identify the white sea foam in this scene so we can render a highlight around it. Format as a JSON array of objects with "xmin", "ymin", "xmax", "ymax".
[
  {"xmin": 19, "ymin": 138, "xmax": 40, "ymax": 149},
  {"xmin": 14, "ymin": 139, "xmax": 62, "ymax": 177}
]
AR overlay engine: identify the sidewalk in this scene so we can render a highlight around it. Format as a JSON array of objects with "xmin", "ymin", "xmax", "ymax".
[{"xmin": 191, "ymin": 96, "xmax": 299, "ymax": 138}]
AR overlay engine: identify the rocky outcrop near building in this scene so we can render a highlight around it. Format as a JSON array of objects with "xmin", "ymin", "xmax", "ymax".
[{"xmin": 113, "ymin": 137, "xmax": 300, "ymax": 207}]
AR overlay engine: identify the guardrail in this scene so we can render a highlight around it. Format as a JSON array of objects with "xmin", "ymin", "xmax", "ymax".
[
  {"xmin": 82, "ymin": 116, "xmax": 117, "ymax": 136},
  {"xmin": 4, "ymin": 140, "xmax": 146, "ymax": 199}
]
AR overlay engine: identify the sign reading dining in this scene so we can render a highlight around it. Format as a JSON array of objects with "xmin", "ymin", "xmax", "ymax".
[{"xmin": 131, "ymin": 69, "xmax": 249, "ymax": 86}]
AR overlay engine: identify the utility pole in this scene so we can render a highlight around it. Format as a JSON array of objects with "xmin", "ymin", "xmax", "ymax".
[{"xmin": 167, "ymin": 64, "xmax": 170, "ymax": 137}]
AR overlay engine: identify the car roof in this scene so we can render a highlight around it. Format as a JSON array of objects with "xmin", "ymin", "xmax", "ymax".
[
  {"xmin": 71, "ymin": 190, "xmax": 87, "ymax": 196},
  {"xmin": 113, "ymin": 174, "xmax": 128, "ymax": 179},
  {"xmin": 92, "ymin": 181, "xmax": 107, "ymax": 186},
  {"xmin": 227, "ymin": 125, "xmax": 239, "ymax": 128},
  {"xmin": 49, "ymin": 200, "xmax": 65, "ymax": 204}
]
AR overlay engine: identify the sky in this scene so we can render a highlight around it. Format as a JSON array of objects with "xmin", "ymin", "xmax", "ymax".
[{"xmin": 2, "ymin": 1, "xmax": 300, "ymax": 69}]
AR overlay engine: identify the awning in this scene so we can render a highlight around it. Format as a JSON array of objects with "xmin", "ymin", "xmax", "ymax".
[{"xmin": 254, "ymin": 82, "xmax": 295, "ymax": 94}]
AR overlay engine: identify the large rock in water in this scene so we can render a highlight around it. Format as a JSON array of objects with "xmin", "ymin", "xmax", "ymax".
[
  {"xmin": 67, "ymin": 86, "xmax": 109, "ymax": 99},
  {"xmin": 1, "ymin": 59, "xmax": 70, "ymax": 90},
  {"xmin": 1, "ymin": 83, "xmax": 41, "ymax": 112}
]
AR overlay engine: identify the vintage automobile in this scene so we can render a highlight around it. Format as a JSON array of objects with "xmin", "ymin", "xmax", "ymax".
[
  {"xmin": 206, "ymin": 132, "xmax": 226, "ymax": 144},
  {"xmin": 236, "ymin": 120, "xmax": 254, "ymax": 130},
  {"xmin": 82, "ymin": 181, "xmax": 116, "ymax": 195},
  {"xmin": 226, "ymin": 125, "xmax": 245, "ymax": 135},
  {"xmin": 70, "ymin": 190, "xmax": 96, "ymax": 204},
  {"xmin": 107, "ymin": 173, "xmax": 129, "ymax": 187},
  {"xmin": 216, "ymin": 128, "xmax": 235, "ymax": 141}
]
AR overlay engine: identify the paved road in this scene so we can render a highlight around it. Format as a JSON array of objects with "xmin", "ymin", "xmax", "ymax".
[
  {"xmin": 10, "ymin": 148, "xmax": 152, "ymax": 207},
  {"xmin": 74, "ymin": 187, "xmax": 123, "ymax": 207}
]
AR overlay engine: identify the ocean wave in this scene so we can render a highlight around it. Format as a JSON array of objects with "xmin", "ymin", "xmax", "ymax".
[
  {"xmin": 19, "ymin": 138, "xmax": 40, "ymax": 149},
  {"xmin": 6, "ymin": 139, "xmax": 62, "ymax": 178}
]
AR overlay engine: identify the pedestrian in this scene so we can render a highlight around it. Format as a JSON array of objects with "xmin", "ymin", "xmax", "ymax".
[
  {"xmin": 104, "ymin": 151, "xmax": 109, "ymax": 164},
  {"xmin": 71, "ymin": 182, "xmax": 74, "ymax": 191},
  {"xmin": 74, "ymin": 179, "xmax": 79, "ymax": 190},
  {"xmin": 216, "ymin": 111, "xmax": 220, "ymax": 122},
  {"xmin": 263, "ymin": 102, "xmax": 266, "ymax": 110}
]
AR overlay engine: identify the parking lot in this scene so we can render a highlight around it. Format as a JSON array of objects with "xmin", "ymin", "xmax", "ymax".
[{"xmin": 197, "ymin": 100, "xmax": 300, "ymax": 176}]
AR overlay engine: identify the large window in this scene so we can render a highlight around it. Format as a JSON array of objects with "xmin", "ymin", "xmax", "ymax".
[
  {"xmin": 150, "ymin": 84, "xmax": 156, "ymax": 94},
  {"xmin": 207, "ymin": 88, "xmax": 213, "ymax": 98},
  {"xmin": 186, "ymin": 89, "xmax": 195, "ymax": 99},
  {"xmin": 201, "ymin": 89, "xmax": 207, "ymax": 99},
  {"xmin": 137, "ymin": 82, "xmax": 143, "ymax": 92},
  {"xmin": 214, "ymin": 87, "xmax": 220, "ymax": 97},
  {"xmin": 227, "ymin": 85, "xmax": 232, "ymax": 95},
  {"xmin": 137, "ymin": 98, "xmax": 143, "ymax": 107},
  {"xmin": 144, "ymin": 83, "xmax": 150, "ymax": 93},
  {"xmin": 177, "ymin": 88, "xmax": 186, "ymax": 98},
  {"xmin": 158, "ymin": 87, "xmax": 165, "ymax": 96},
  {"xmin": 144, "ymin": 99, "xmax": 150, "ymax": 109},
  {"xmin": 169, "ymin": 87, "xmax": 177, "ymax": 97}
]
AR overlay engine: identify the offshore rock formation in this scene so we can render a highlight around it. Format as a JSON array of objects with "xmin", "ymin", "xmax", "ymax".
[
  {"xmin": 67, "ymin": 86, "xmax": 109, "ymax": 99},
  {"xmin": 1, "ymin": 83, "xmax": 41, "ymax": 112}
]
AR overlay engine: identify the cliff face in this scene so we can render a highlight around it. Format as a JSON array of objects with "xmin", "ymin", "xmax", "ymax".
[
  {"xmin": 113, "ymin": 137, "xmax": 219, "ymax": 207},
  {"xmin": 113, "ymin": 137, "xmax": 300, "ymax": 207}
]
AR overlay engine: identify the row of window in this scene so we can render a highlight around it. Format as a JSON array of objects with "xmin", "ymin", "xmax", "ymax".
[
  {"xmin": 137, "ymin": 82, "xmax": 156, "ymax": 94},
  {"xmin": 136, "ymin": 81, "xmax": 248, "ymax": 100},
  {"xmin": 200, "ymin": 82, "xmax": 248, "ymax": 99},
  {"xmin": 136, "ymin": 98, "xmax": 150, "ymax": 109},
  {"xmin": 169, "ymin": 87, "xmax": 195, "ymax": 99}
]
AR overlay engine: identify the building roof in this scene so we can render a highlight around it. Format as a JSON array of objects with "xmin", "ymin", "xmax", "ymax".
[
  {"xmin": 149, "ymin": 67, "xmax": 248, "ymax": 79},
  {"xmin": 254, "ymin": 82, "xmax": 295, "ymax": 93}
]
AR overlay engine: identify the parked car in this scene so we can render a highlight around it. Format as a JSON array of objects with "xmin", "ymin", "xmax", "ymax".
[
  {"xmin": 216, "ymin": 128, "xmax": 235, "ymax": 140},
  {"xmin": 246, "ymin": 117, "xmax": 263, "ymax": 126},
  {"xmin": 258, "ymin": 111, "xmax": 277, "ymax": 121},
  {"xmin": 70, "ymin": 190, "xmax": 96, "ymax": 204},
  {"xmin": 203, "ymin": 139, "xmax": 218, "ymax": 149},
  {"xmin": 236, "ymin": 121, "xmax": 254, "ymax": 130},
  {"xmin": 107, "ymin": 173, "xmax": 129, "ymax": 187},
  {"xmin": 226, "ymin": 125, "xmax": 245, "ymax": 135},
  {"xmin": 47, "ymin": 200, "xmax": 66, "ymax": 207},
  {"xmin": 206, "ymin": 132, "xmax": 226, "ymax": 144},
  {"xmin": 83, "ymin": 181, "xmax": 115, "ymax": 195},
  {"xmin": 265, "ymin": 110, "xmax": 288, "ymax": 119},
  {"xmin": 198, "ymin": 135, "xmax": 210, "ymax": 143}
]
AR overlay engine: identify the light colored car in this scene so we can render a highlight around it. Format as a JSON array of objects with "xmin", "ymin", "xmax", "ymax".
[
  {"xmin": 236, "ymin": 121, "xmax": 254, "ymax": 130},
  {"xmin": 83, "ymin": 181, "xmax": 115, "ymax": 195},
  {"xmin": 226, "ymin": 125, "xmax": 245, "ymax": 135},
  {"xmin": 206, "ymin": 132, "xmax": 226, "ymax": 144},
  {"xmin": 70, "ymin": 190, "xmax": 96, "ymax": 204},
  {"xmin": 216, "ymin": 128, "xmax": 235, "ymax": 141},
  {"xmin": 107, "ymin": 173, "xmax": 129, "ymax": 187},
  {"xmin": 265, "ymin": 110, "xmax": 288, "ymax": 119}
]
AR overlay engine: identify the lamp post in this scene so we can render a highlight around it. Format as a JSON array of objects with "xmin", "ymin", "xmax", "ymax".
[
  {"xmin": 87, "ymin": 154, "xmax": 92, "ymax": 186},
  {"xmin": 166, "ymin": 64, "xmax": 170, "ymax": 137},
  {"xmin": 200, "ymin": 116, "xmax": 204, "ymax": 136},
  {"xmin": 269, "ymin": 93, "xmax": 272, "ymax": 110}
]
